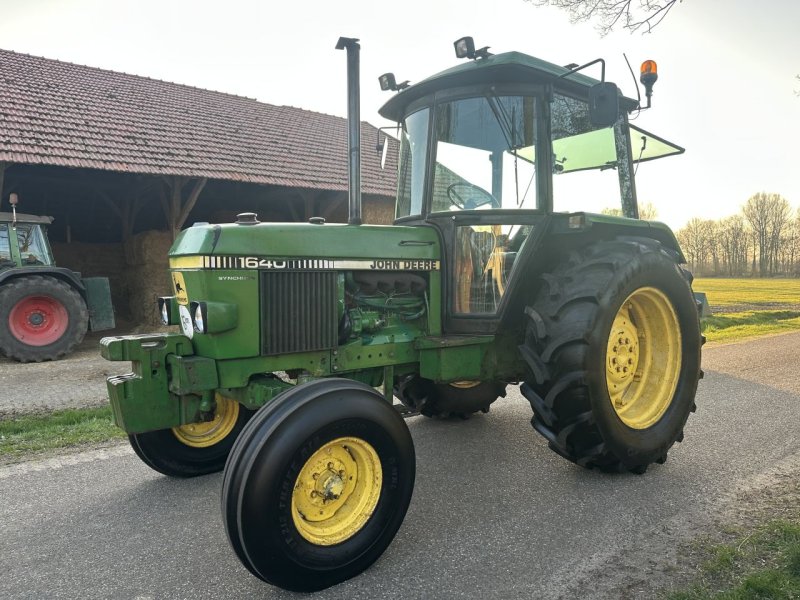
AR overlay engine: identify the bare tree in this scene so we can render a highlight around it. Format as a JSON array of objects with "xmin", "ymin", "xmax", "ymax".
[
  {"xmin": 676, "ymin": 217, "xmax": 708, "ymax": 274},
  {"xmin": 778, "ymin": 214, "xmax": 799, "ymax": 274},
  {"xmin": 742, "ymin": 192, "xmax": 791, "ymax": 277},
  {"xmin": 600, "ymin": 201, "xmax": 658, "ymax": 219},
  {"xmin": 702, "ymin": 219, "xmax": 720, "ymax": 274},
  {"xmin": 718, "ymin": 215, "xmax": 748, "ymax": 276},
  {"xmin": 529, "ymin": 0, "xmax": 682, "ymax": 35},
  {"xmin": 638, "ymin": 201, "xmax": 659, "ymax": 220}
]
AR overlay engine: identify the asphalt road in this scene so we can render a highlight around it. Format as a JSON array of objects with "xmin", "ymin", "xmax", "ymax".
[{"xmin": 1, "ymin": 333, "xmax": 799, "ymax": 599}]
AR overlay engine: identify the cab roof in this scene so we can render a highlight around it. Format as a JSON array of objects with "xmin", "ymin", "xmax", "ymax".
[
  {"xmin": 0, "ymin": 212, "xmax": 54, "ymax": 225},
  {"xmin": 378, "ymin": 51, "xmax": 638, "ymax": 122}
]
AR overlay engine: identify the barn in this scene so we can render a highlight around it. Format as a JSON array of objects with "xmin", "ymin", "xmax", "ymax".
[{"xmin": 0, "ymin": 49, "xmax": 397, "ymax": 326}]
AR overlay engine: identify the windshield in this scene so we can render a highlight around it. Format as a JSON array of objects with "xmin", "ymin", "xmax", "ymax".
[
  {"xmin": 431, "ymin": 95, "xmax": 538, "ymax": 214},
  {"xmin": 15, "ymin": 224, "xmax": 50, "ymax": 265}
]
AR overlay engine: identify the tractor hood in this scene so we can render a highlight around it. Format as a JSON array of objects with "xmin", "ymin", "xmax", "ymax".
[{"xmin": 168, "ymin": 222, "xmax": 441, "ymax": 268}]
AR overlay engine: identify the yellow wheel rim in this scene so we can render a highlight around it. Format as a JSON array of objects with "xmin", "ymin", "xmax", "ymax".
[
  {"xmin": 172, "ymin": 394, "xmax": 239, "ymax": 448},
  {"xmin": 606, "ymin": 287, "xmax": 682, "ymax": 430},
  {"xmin": 292, "ymin": 437, "xmax": 382, "ymax": 546},
  {"xmin": 449, "ymin": 380, "xmax": 482, "ymax": 389}
]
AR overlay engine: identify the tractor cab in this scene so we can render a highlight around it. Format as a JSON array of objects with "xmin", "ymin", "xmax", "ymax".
[
  {"xmin": 378, "ymin": 41, "xmax": 683, "ymax": 330},
  {"xmin": 0, "ymin": 212, "xmax": 55, "ymax": 270}
]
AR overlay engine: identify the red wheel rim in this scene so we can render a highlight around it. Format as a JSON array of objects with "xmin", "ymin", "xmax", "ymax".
[{"xmin": 8, "ymin": 295, "xmax": 69, "ymax": 346}]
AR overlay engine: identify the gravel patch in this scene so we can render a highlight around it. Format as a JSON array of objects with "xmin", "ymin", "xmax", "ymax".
[{"xmin": 0, "ymin": 332, "xmax": 131, "ymax": 417}]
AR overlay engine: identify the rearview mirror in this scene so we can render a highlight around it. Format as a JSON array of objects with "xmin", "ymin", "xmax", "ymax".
[{"xmin": 588, "ymin": 82, "xmax": 620, "ymax": 127}]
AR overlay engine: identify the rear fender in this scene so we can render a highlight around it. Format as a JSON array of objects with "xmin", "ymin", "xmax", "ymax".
[{"xmin": 498, "ymin": 213, "xmax": 685, "ymax": 330}]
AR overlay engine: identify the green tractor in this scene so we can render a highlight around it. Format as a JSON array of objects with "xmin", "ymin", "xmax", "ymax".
[
  {"xmin": 101, "ymin": 37, "xmax": 702, "ymax": 592},
  {"xmin": 0, "ymin": 193, "xmax": 114, "ymax": 362}
]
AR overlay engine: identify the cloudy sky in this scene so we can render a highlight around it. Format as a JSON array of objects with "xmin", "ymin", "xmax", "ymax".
[{"xmin": 1, "ymin": 0, "xmax": 798, "ymax": 229}]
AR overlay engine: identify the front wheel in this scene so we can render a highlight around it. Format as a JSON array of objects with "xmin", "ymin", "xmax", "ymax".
[
  {"xmin": 222, "ymin": 379, "xmax": 415, "ymax": 592},
  {"xmin": 519, "ymin": 237, "xmax": 702, "ymax": 473},
  {"xmin": 129, "ymin": 395, "xmax": 252, "ymax": 477}
]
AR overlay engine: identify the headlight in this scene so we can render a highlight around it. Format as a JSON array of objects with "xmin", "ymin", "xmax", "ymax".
[
  {"xmin": 160, "ymin": 302, "xmax": 169, "ymax": 325},
  {"xmin": 192, "ymin": 302, "xmax": 206, "ymax": 334},
  {"xmin": 157, "ymin": 297, "xmax": 179, "ymax": 325},
  {"xmin": 189, "ymin": 301, "xmax": 238, "ymax": 334}
]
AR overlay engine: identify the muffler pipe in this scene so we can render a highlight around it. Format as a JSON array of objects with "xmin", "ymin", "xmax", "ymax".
[{"xmin": 336, "ymin": 37, "xmax": 362, "ymax": 226}]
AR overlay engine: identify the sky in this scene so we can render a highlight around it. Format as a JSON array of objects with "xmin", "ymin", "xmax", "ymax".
[{"xmin": 1, "ymin": 0, "xmax": 798, "ymax": 230}]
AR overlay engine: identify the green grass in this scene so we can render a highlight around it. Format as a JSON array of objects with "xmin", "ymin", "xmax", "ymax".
[
  {"xmin": 701, "ymin": 310, "xmax": 800, "ymax": 344},
  {"xmin": 691, "ymin": 278, "xmax": 800, "ymax": 343},
  {"xmin": 694, "ymin": 278, "xmax": 800, "ymax": 309},
  {"xmin": 0, "ymin": 406, "xmax": 125, "ymax": 462},
  {"xmin": 667, "ymin": 520, "xmax": 800, "ymax": 599}
]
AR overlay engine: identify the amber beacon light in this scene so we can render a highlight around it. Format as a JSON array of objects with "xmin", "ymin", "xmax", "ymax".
[{"xmin": 640, "ymin": 60, "xmax": 659, "ymax": 108}]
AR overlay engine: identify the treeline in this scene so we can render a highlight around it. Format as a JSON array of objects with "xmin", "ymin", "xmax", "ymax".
[{"xmin": 674, "ymin": 193, "xmax": 799, "ymax": 277}]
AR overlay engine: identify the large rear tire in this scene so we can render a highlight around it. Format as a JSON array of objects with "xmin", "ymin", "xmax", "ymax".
[
  {"xmin": 222, "ymin": 379, "xmax": 415, "ymax": 592},
  {"xmin": 129, "ymin": 395, "xmax": 253, "ymax": 477},
  {"xmin": 519, "ymin": 237, "xmax": 702, "ymax": 473},
  {"xmin": 0, "ymin": 275, "xmax": 89, "ymax": 362}
]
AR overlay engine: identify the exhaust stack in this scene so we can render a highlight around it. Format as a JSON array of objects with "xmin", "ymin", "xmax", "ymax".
[{"xmin": 336, "ymin": 37, "xmax": 362, "ymax": 226}]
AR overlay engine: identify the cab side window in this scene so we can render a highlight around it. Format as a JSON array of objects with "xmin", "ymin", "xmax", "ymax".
[{"xmin": 0, "ymin": 224, "xmax": 12, "ymax": 266}]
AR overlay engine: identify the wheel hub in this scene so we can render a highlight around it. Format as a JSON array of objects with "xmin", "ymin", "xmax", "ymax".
[
  {"xmin": 292, "ymin": 437, "xmax": 382, "ymax": 546},
  {"xmin": 8, "ymin": 294, "xmax": 68, "ymax": 346},
  {"xmin": 606, "ymin": 311, "xmax": 640, "ymax": 396},
  {"xmin": 605, "ymin": 287, "xmax": 682, "ymax": 430}
]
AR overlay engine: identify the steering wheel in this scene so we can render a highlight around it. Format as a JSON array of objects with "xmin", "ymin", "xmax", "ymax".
[{"xmin": 446, "ymin": 183, "xmax": 500, "ymax": 210}]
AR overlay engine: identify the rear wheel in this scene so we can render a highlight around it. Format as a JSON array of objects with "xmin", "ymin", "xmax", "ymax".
[
  {"xmin": 394, "ymin": 375, "xmax": 506, "ymax": 418},
  {"xmin": 222, "ymin": 379, "xmax": 415, "ymax": 592},
  {"xmin": 0, "ymin": 275, "xmax": 89, "ymax": 362},
  {"xmin": 519, "ymin": 237, "xmax": 702, "ymax": 473},
  {"xmin": 129, "ymin": 395, "xmax": 252, "ymax": 477}
]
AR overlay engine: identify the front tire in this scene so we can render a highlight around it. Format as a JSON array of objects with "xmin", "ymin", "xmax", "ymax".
[
  {"xmin": 222, "ymin": 379, "xmax": 415, "ymax": 592},
  {"xmin": 129, "ymin": 395, "xmax": 252, "ymax": 477},
  {"xmin": 519, "ymin": 237, "xmax": 702, "ymax": 473}
]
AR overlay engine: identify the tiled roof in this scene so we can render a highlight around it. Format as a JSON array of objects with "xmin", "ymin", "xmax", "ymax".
[{"xmin": 0, "ymin": 49, "xmax": 397, "ymax": 196}]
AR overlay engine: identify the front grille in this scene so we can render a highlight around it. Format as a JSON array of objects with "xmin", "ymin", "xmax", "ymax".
[{"xmin": 261, "ymin": 271, "xmax": 338, "ymax": 355}]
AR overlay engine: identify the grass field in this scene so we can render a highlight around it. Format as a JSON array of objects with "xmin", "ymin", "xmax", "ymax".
[
  {"xmin": 693, "ymin": 277, "xmax": 800, "ymax": 310},
  {"xmin": 693, "ymin": 278, "xmax": 800, "ymax": 343}
]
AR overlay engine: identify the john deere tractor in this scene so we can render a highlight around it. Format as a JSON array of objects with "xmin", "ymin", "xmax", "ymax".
[
  {"xmin": 0, "ymin": 194, "xmax": 114, "ymax": 362},
  {"xmin": 101, "ymin": 37, "xmax": 702, "ymax": 592}
]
